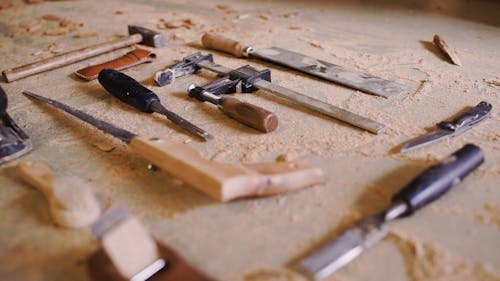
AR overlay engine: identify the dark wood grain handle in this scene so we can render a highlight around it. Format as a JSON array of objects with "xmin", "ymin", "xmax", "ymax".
[
  {"xmin": 219, "ymin": 97, "xmax": 278, "ymax": 133},
  {"xmin": 201, "ymin": 33, "xmax": 247, "ymax": 57}
]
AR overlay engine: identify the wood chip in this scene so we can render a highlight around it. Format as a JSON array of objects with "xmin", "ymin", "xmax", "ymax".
[
  {"xmin": 259, "ymin": 14, "xmax": 270, "ymax": 20},
  {"xmin": 0, "ymin": 1, "xmax": 13, "ymax": 10},
  {"xmin": 114, "ymin": 10, "xmax": 124, "ymax": 15},
  {"xmin": 42, "ymin": 14, "xmax": 62, "ymax": 21},
  {"xmin": 288, "ymin": 26, "xmax": 301, "ymax": 30},
  {"xmin": 433, "ymin": 34, "xmax": 462, "ymax": 66},
  {"xmin": 216, "ymin": 4, "xmax": 235, "ymax": 13},
  {"xmin": 73, "ymin": 32, "xmax": 97, "ymax": 38},
  {"xmin": 20, "ymin": 21, "xmax": 42, "ymax": 33},
  {"xmin": 43, "ymin": 26, "xmax": 70, "ymax": 36}
]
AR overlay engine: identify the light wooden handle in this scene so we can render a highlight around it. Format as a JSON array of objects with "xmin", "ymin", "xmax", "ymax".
[
  {"xmin": 201, "ymin": 33, "xmax": 247, "ymax": 57},
  {"xmin": 2, "ymin": 34, "xmax": 142, "ymax": 82},
  {"xmin": 16, "ymin": 160, "xmax": 101, "ymax": 228},
  {"xmin": 129, "ymin": 137, "xmax": 324, "ymax": 201},
  {"xmin": 219, "ymin": 97, "xmax": 278, "ymax": 133}
]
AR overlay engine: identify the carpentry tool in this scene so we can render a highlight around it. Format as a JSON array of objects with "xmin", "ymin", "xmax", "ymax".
[
  {"xmin": 188, "ymin": 76, "xmax": 278, "ymax": 133},
  {"xmin": 22, "ymin": 91, "xmax": 324, "ymax": 202},
  {"xmin": 201, "ymin": 33, "xmax": 410, "ymax": 98},
  {"xmin": 0, "ymin": 86, "xmax": 32, "ymax": 165},
  {"xmin": 15, "ymin": 160, "xmax": 101, "ymax": 228},
  {"xmin": 155, "ymin": 53, "xmax": 386, "ymax": 134},
  {"xmin": 2, "ymin": 25, "xmax": 164, "ymax": 82},
  {"xmin": 98, "ymin": 69, "xmax": 212, "ymax": 141},
  {"xmin": 401, "ymin": 101, "xmax": 491, "ymax": 153},
  {"xmin": 294, "ymin": 144, "xmax": 484, "ymax": 280},
  {"xmin": 88, "ymin": 207, "xmax": 216, "ymax": 281}
]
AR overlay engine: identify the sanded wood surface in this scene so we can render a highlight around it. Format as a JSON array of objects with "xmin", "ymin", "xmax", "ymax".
[{"xmin": 129, "ymin": 136, "xmax": 324, "ymax": 201}]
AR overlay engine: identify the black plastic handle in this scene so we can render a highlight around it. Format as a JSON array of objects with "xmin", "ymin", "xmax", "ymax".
[
  {"xmin": 0, "ymin": 86, "xmax": 7, "ymax": 118},
  {"xmin": 439, "ymin": 101, "xmax": 492, "ymax": 131},
  {"xmin": 98, "ymin": 69, "xmax": 159, "ymax": 113},
  {"xmin": 393, "ymin": 144, "xmax": 484, "ymax": 216}
]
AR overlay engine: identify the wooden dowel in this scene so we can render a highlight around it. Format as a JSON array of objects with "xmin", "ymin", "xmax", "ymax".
[{"xmin": 2, "ymin": 34, "xmax": 143, "ymax": 82}]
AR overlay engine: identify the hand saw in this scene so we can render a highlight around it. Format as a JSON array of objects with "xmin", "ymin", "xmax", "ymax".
[{"xmin": 202, "ymin": 33, "xmax": 411, "ymax": 98}]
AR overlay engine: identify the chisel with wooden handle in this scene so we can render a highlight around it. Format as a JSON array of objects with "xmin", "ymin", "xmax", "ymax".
[
  {"xmin": 201, "ymin": 33, "xmax": 410, "ymax": 98},
  {"xmin": 22, "ymin": 91, "xmax": 324, "ymax": 202},
  {"xmin": 294, "ymin": 144, "xmax": 484, "ymax": 280}
]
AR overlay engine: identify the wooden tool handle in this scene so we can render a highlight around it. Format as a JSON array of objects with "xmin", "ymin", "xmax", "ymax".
[
  {"xmin": 219, "ymin": 97, "xmax": 278, "ymax": 133},
  {"xmin": 201, "ymin": 33, "xmax": 247, "ymax": 58},
  {"xmin": 129, "ymin": 137, "xmax": 324, "ymax": 201},
  {"xmin": 2, "ymin": 34, "xmax": 143, "ymax": 82},
  {"xmin": 16, "ymin": 160, "xmax": 101, "ymax": 228}
]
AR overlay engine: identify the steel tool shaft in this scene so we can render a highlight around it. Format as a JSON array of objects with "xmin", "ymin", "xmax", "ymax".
[
  {"xmin": 98, "ymin": 69, "xmax": 212, "ymax": 141},
  {"xmin": 295, "ymin": 144, "xmax": 484, "ymax": 280}
]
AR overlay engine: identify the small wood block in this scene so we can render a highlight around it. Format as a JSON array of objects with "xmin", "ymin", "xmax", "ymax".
[
  {"xmin": 16, "ymin": 160, "xmax": 100, "ymax": 228},
  {"xmin": 87, "ymin": 240, "xmax": 216, "ymax": 281},
  {"xmin": 433, "ymin": 34, "xmax": 462, "ymax": 66}
]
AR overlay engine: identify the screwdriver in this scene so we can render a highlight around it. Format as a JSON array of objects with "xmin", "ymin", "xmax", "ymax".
[
  {"xmin": 188, "ymin": 76, "xmax": 278, "ymax": 133},
  {"xmin": 295, "ymin": 144, "xmax": 484, "ymax": 280},
  {"xmin": 98, "ymin": 69, "xmax": 213, "ymax": 141}
]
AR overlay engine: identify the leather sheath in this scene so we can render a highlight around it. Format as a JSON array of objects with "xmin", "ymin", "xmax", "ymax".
[
  {"xmin": 87, "ymin": 240, "xmax": 217, "ymax": 281},
  {"xmin": 75, "ymin": 48, "xmax": 156, "ymax": 81}
]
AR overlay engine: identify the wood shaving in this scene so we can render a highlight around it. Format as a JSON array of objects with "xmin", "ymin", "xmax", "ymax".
[
  {"xmin": 92, "ymin": 142, "xmax": 116, "ymax": 152},
  {"xmin": 259, "ymin": 14, "xmax": 270, "ymax": 20},
  {"xmin": 73, "ymin": 31, "xmax": 97, "ymax": 38},
  {"xmin": 288, "ymin": 26, "xmax": 301, "ymax": 30},
  {"xmin": 282, "ymin": 12, "xmax": 299, "ymax": 18},
  {"xmin": 41, "ymin": 14, "xmax": 63, "ymax": 21},
  {"xmin": 433, "ymin": 34, "xmax": 462, "ymax": 66},
  {"xmin": 20, "ymin": 20, "xmax": 42, "ymax": 33},
  {"xmin": 216, "ymin": 4, "xmax": 235, "ymax": 14},
  {"xmin": 309, "ymin": 41, "xmax": 324, "ymax": 49},
  {"xmin": 0, "ymin": 1, "xmax": 13, "ymax": 10}
]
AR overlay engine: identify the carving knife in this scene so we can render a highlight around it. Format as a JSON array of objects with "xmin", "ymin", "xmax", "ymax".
[
  {"xmin": 294, "ymin": 144, "xmax": 484, "ymax": 280},
  {"xmin": 401, "ymin": 101, "xmax": 492, "ymax": 153},
  {"xmin": 201, "ymin": 33, "xmax": 411, "ymax": 98}
]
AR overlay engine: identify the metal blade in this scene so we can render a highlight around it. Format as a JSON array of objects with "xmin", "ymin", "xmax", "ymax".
[
  {"xmin": 253, "ymin": 80, "xmax": 386, "ymax": 134},
  {"xmin": 252, "ymin": 47, "xmax": 410, "ymax": 98},
  {"xmin": 401, "ymin": 128, "xmax": 452, "ymax": 153},
  {"xmin": 23, "ymin": 91, "xmax": 136, "ymax": 143},
  {"xmin": 295, "ymin": 214, "xmax": 389, "ymax": 280}
]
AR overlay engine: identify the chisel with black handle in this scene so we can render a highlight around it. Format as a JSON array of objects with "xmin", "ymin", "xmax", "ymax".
[
  {"xmin": 295, "ymin": 144, "xmax": 484, "ymax": 280},
  {"xmin": 98, "ymin": 69, "xmax": 213, "ymax": 141}
]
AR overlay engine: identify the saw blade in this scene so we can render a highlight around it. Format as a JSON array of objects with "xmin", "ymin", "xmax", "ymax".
[{"xmin": 252, "ymin": 47, "xmax": 410, "ymax": 98}]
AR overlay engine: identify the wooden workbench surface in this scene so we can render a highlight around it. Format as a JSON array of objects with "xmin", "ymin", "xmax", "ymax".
[{"xmin": 0, "ymin": 1, "xmax": 499, "ymax": 280}]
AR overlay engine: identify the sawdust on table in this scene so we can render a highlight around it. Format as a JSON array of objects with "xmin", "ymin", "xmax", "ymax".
[
  {"xmin": 0, "ymin": 1, "xmax": 499, "ymax": 281},
  {"xmin": 389, "ymin": 231, "xmax": 500, "ymax": 281}
]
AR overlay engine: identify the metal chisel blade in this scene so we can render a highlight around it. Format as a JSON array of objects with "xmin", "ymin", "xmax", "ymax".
[
  {"xmin": 401, "ymin": 128, "xmax": 452, "ymax": 153},
  {"xmin": 252, "ymin": 47, "xmax": 410, "ymax": 98},
  {"xmin": 23, "ymin": 91, "xmax": 137, "ymax": 143},
  {"xmin": 295, "ymin": 214, "xmax": 389, "ymax": 280}
]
